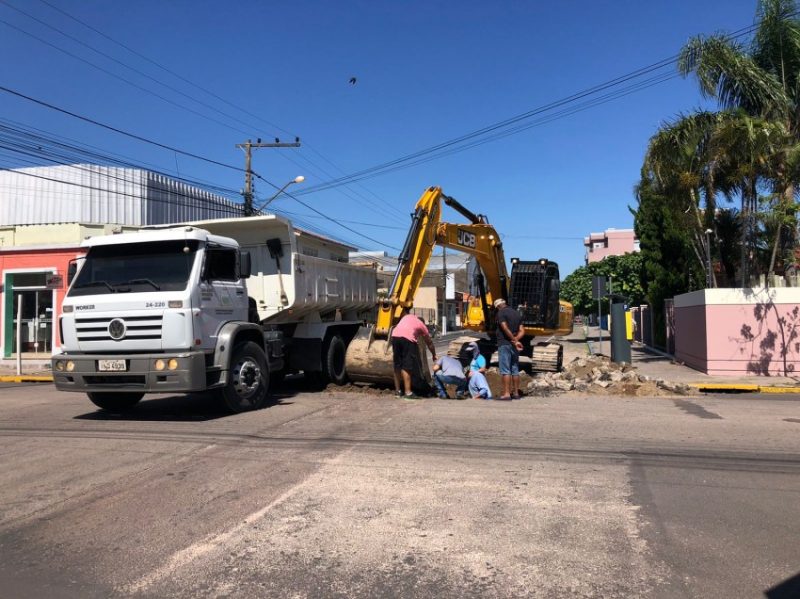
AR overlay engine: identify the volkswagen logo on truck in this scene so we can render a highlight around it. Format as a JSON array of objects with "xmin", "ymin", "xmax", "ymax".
[{"xmin": 108, "ymin": 318, "xmax": 126, "ymax": 341}]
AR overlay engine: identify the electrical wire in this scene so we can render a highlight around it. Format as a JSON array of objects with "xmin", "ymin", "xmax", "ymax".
[
  {"xmin": 26, "ymin": 0, "xmax": 404, "ymax": 221},
  {"xmin": 0, "ymin": 84, "xmax": 244, "ymax": 172},
  {"xmin": 251, "ymin": 170, "xmax": 402, "ymax": 251},
  {"xmin": 295, "ymin": 19, "xmax": 772, "ymax": 195},
  {"xmin": 0, "ymin": 0, "xmax": 272, "ymax": 137}
]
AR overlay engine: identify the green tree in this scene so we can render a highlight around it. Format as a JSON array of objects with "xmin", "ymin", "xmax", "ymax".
[
  {"xmin": 709, "ymin": 112, "xmax": 790, "ymax": 283},
  {"xmin": 679, "ymin": 0, "xmax": 800, "ymax": 279},
  {"xmin": 633, "ymin": 174, "xmax": 704, "ymax": 347},
  {"xmin": 561, "ymin": 253, "xmax": 645, "ymax": 316},
  {"xmin": 643, "ymin": 111, "xmax": 725, "ymax": 285}
]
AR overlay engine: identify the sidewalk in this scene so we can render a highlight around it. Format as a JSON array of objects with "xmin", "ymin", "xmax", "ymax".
[
  {"xmin": 0, "ymin": 357, "xmax": 53, "ymax": 382},
  {"xmin": 577, "ymin": 326, "xmax": 800, "ymax": 393}
]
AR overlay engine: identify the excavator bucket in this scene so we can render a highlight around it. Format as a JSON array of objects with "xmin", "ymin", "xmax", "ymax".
[{"xmin": 345, "ymin": 326, "xmax": 432, "ymax": 392}]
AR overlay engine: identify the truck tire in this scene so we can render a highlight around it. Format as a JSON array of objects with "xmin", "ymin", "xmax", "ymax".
[
  {"xmin": 217, "ymin": 341, "xmax": 269, "ymax": 413},
  {"xmin": 87, "ymin": 392, "xmax": 144, "ymax": 412},
  {"xmin": 324, "ymin": 335, "xmax": 348, "ymax": 385}
]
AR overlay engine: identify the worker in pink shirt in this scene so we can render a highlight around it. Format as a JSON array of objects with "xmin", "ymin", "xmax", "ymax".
[{"xmin": 391, "ymin": 313, "xmax": 437, "ymax": 399}]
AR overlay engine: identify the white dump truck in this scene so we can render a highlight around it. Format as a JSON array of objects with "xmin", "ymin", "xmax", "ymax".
[{"xmin": 52, "ymin": 216, "xmax": 377, "ymax": 412}]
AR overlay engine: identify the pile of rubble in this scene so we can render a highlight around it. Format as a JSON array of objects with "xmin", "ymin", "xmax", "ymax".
[{"xmin": 524, "ymin": 355, "xmax": 693, "ymax": 397}]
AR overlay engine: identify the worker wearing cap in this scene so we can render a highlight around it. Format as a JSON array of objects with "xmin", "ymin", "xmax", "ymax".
[
  {"xmin": 494, "ymin": 298, "xmax": 524, "ymax": 399},
  {"xmin": 465, "ymin": 341, "xmax": 492, "ymax": 400}
]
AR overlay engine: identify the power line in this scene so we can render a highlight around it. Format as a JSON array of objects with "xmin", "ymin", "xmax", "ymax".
[
  {"xmin": 0, "ymin": 162, "xmax": 243, "ymax": 217},
  {"xmin": 252, "ymin": 170, "xmax": 402, "ymax": 251},
  {"xmin": 0, "ymin": 84, "xmax": 245, "ymax": 172},
  {"xmin": 0, "ymin": 0, "xmax": 274, "ymax": 137},
  {"xmin": 0, "ymin": 102, "xmax": 402, "ymax": 250},
  {"xmin": 0, "ymin": 16, "xmax": 255, "ymax": 137},
  {"xmin": 33, "ymin": 0, "xmax": 293, "ymax": 137},
  {"xmin": 295, "ymin": 19, "xmax": 769, "ymax": 195},
  {"xmin": 26, "ymin": 0, "xmax": 404, "ymax": 221},
  {"xmin": 0, "ymin": 115, "xmax": 233, "ymax": 193}
]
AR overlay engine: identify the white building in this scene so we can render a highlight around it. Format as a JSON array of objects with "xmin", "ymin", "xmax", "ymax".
[{"xmin": 0, "ymin": 164, "xmax": 242, "ymax": 226}]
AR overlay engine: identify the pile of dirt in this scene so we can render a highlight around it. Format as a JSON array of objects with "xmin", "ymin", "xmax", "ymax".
[{"xmin": 325, "ymin": 382, "xmax": 398, "ymax": 396}]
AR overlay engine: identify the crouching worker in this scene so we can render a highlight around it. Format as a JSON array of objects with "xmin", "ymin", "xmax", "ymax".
[
  {"xmin": 465, "ymin": 341, "xmax": 492, "ymax": 400},
  {"xmin": 432, "ymin": 355, "xmax": 468, "ymax": 399}
]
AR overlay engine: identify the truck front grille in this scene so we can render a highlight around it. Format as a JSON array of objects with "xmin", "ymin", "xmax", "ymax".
[{"xmin": 75, "ymin": 315, "xmax": 163, "ymax": 342}]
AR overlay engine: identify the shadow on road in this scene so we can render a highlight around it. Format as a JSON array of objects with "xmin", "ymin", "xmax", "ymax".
[
  {"xmin": 765, "ymin": 570, "xmax": 800, "ymax": 598},
  {"xmin": 73, "ymin": 388, "xmax": 299, "ymax": 423}
]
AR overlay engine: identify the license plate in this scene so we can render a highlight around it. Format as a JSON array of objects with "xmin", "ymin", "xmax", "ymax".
[{"xmin": 98, "ymin": 359, "xmax": 127, "ymax": 372}]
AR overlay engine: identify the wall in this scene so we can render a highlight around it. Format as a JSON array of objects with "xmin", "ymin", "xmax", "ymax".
[
  {"xmin": 674, "ymin": 287, "xmax": 800, "ymax": 376},
  {"xmin": 0, "ymin": 164, "xmax": 241, "ymax": 227},
  {"xmin": 0, "ymin": 223, "xmax": 139, "ymax": 248},
  {"xmin": 0, "ymin": 247, "xmax": 84, "ymax": 357}
]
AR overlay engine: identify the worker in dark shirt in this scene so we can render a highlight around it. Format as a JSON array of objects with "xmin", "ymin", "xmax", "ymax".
[{"xmin": 494, "ymin": 298, "xmax": 524, "ymax": 399}]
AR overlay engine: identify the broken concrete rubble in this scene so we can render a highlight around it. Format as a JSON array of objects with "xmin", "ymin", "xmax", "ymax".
[{"xmin": 525, "ymin": 354, "xmax": 693, "ymax": 397}]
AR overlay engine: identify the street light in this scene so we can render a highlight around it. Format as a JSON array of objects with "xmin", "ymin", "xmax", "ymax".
[{"xmin": 254, "ymin": 176, "xmax": 305, "ymax": 214}]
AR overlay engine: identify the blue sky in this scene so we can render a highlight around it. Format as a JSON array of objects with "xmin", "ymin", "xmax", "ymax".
[{"xmin": 0, "ymin": 0, "xmax": 760, "ymax": 276}]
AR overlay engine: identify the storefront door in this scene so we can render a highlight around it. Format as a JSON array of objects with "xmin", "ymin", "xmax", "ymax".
[{"xmin": 4, "ymin": 272, "xmax": 54, "ymax": 357}]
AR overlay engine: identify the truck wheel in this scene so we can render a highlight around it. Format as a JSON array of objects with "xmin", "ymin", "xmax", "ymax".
[
  {"xmin": 218, "ymin": 341, "xmax": 269, "ymax": 413},
  {"xmin": 324, "ymin": 335, "xmax": 348, "ymax": 385},
  {"xmin": 87, "ymin": 392, "xmax": 144, "ymax": 412}
]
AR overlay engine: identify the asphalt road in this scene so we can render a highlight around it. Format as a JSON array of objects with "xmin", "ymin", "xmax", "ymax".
[{"xmin": 0, "ymin": 382, "xmax": 798, "ymax": 598}]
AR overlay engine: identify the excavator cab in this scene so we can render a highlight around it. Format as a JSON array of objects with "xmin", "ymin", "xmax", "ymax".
[{"xmin": 509, "ymin": 259, "xmax": 561, "ymax": 330}]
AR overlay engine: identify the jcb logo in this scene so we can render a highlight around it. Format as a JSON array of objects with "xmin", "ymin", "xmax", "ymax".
[{"xmin": 457, "ymin": 229, "xmax": 476, "ymax": 248}]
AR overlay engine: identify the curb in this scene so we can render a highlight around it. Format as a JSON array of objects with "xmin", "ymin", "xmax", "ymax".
[
  {"xmin": 0, "ymin": 375, "xmax": 53, "ymax": 383},
  {"xmin": 690, "ymin": 383, "xmax": 799, "ymax": 394}
]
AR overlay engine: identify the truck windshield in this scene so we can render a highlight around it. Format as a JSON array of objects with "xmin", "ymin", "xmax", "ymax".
[{"xmin": 69, "ymin": 240, "xmax": 199, "ymax": 296}]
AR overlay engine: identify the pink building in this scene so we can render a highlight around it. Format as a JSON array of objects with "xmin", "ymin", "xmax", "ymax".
[{"xmin": 584, "ymin": 229, "xmax": 639, "ymax": 264}]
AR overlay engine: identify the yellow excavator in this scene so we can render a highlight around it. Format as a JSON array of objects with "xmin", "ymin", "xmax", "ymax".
[{"xmin": 345, "ymin": 186, "xmax": 573, "ymax": 386}]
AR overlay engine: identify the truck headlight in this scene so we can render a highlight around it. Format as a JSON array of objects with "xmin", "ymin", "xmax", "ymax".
[
  {"xmin": 168, "ymin": 359, "xmax": 179, "ymax": 371},
  {"xmin": 154, "ymin": 359, "xmax": 166, "ymax": 371},
  {"xmin": 55, "ymin": 360, "xmax": 65, "ymax": 371},
  {"xmin": 65, "ymin": 361, "xmax": 75, "ymax": 372}
]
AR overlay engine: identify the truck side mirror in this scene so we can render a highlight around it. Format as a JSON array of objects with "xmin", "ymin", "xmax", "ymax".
[
  {"xmin": 67, "ymin": 260, "xmax": 78, "ymax": 285},
  {"xmin": 240, "ymin": 251, "xmax": 252, "ymax": 279}
]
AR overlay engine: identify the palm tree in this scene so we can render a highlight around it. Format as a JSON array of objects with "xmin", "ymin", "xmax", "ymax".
[
  {"xmin": 709, "ymin": 113, "xmax": 790, "ymax": 284},
  {"xmin": 678, "ymin": 0, "xmax": 800, "ymax": 280},
  {"xmin": 644, "ymin": 111, "xmax": 730, "ymax": 286}
]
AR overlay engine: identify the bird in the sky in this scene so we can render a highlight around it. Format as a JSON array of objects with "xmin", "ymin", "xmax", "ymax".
[{"xmin": 349, "ymin": 77, "xmax": 357, "ymax": 85}]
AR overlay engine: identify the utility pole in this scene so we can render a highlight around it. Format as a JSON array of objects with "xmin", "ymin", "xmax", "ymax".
[
  {"xmin": 441, "ymin": 247, "xmax": 448, "ymax": 335},
  {"xmin": 236, "ymin": 138, "xmax": 301, "ymax": 216}
]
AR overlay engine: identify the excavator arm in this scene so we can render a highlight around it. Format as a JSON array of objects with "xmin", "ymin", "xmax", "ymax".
[{"xmin": 345, "ymin": 185, "xmax": 572, "ymax": 386}]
